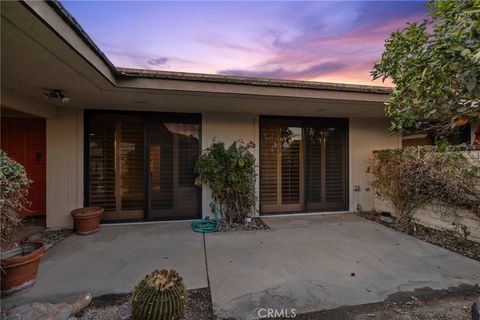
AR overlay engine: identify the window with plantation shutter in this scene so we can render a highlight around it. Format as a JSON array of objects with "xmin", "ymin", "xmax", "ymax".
[
  {"xmin": 148, "ymin": 120, "xmax": 200, "ymax": 220},
  {"xmin": 89, "ymin": 117, "xmax": 116, "ymax": 212},
  {"xmin": 305, "ymin": 120, "xmax": 347, "ymax": 211},
  {"xmin": 87, "ymin": 112, "xmax": 201, "ymax": 222},
  {"xmin": 260, "ymin": 119, "xmax": 303, "ymax": 213},
  {"xmin": 260, "ymin": 117, "xmax": 347, "ymax": 214},
  {"xmin": 88, "ymin": 114, "xmax": 145, "ymax": 221}
]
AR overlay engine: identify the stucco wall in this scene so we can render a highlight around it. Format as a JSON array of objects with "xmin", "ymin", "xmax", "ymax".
[
  {"xmin": 373, "ymin": 151, "xmax": 480, "ymax": 243},
  {"xmin": 46, "ymin": 109, "xmax": 83, "ymax": 228},
  {"xmin": 43, "ymin": 111, "xmax": 399, "ymax": 227},
  {"xmin": 201, "ymin": 112, "xmax": 260, "ymax": 218},
  {"xmin": 349, "ymin": 118, "xmax": 400, "ymax": 212}
]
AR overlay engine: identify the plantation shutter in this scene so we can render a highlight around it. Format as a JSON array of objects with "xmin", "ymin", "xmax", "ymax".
[
  {"xmin": 119, "ymin": 117, "xmax": 145, "ymax": 212},
  {"xmin": 88, "ymin": 114, "xmax": 145, "ymax": 220},
  {"xmin": 89, "ymin": 116, "xmax": 116, "ymax": 212},
  {"xmin": 260, "ymin": 125, "xmax": 279, "ymax": 209},
  {"xmin": 305, "ymin": 119, "xmax": 347, "ymax": 211},
  {"xmin": 178, "ymin": 129, "xmax": 199, "ymax": 187},
  {"xmin": 260, "ymin": 119, "xmax": 303, "ymax": 213}
]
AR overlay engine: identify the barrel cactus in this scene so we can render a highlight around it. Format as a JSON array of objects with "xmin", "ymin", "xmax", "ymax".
[{"xmin": 132, "ymin": 269, "xmax": 187, "ymax": 320}]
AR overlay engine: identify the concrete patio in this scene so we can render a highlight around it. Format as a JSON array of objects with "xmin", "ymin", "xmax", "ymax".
[{"xmin": 3, "ymin": 214, "xmax": 480, "ymax": 320}]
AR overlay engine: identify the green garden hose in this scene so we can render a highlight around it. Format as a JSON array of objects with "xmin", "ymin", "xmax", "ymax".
[{"xmin": 191, "ymin": 201, "xmax": 220, "ymax": 233}]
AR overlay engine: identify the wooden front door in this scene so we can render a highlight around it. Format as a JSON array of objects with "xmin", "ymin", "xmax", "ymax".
[{"xmin": 1, "ymin": 118, "xmax": 46, "ymax": 216}]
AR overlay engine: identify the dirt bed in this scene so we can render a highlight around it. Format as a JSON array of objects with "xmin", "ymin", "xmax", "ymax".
[
  {"xmin": 357, "ymin": 211, "xmax": 480, "ymax": 262},
  {"xmin": 79, "ymin": 288, "xmax": 214, "ymax": 320},
  {"xmin": 288, "ymin": 287, "xmax": 480, "ymax": 320},
  {"xmin": 218, "ymin": 217, "xmax": 270, "ymax": 232}
]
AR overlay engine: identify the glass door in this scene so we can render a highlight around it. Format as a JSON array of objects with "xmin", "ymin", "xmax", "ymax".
[
  {"xmin": 260, "ymin": 117, "xmax": 347, "ymax": 214},
  {"xmin": 88, "ymin": 114, "xmax": 145, "ymax": 221},
  {"xmin": 148, "ymin": 116, "xmax": 200, "ymax": 220},
  {"xmin": 87, "ymin": 112, "xmax": 201, "ymax": 222},
  {"xmin": 260, "ymin": 119, "xmax": 304, "ymax": 213}
]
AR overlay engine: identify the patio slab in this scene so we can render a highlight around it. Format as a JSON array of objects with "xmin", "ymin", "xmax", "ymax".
[
  {"xmin": 205, "ymin": 213, "xmax": 480, "ymax": 320},
  {"xmin": 3, "ymin": 221, "xmax": 207, "ymax": 308}
]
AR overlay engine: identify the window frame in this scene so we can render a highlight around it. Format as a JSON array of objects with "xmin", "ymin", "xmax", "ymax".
[{"xmin": 84, "ymin": 109, "xmax": 202, "ymax": 223}]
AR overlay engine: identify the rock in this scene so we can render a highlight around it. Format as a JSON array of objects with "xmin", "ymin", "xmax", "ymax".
[
  {"xmin": 472, "ymin": 298, "xmax": 479, "ymax": 320},
  {"xmin": 394, "ymin": 315, "xmax": 412, "ymax": 320},
  {"xmin": 379, "ymin": 214, "xmax": 395, "ymax": 224},
  {"xmin": 27, "ymin": 232, "xmax": 43, "ymax": 241},
  {"xmin": 117, "ymin": 304, "xmax": 132, "ymax": 320},
  {"xmin": 6, "ymin": 293, "xmax": 92, "ymax": 320}
]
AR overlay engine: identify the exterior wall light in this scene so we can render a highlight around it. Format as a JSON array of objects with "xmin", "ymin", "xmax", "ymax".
[{"xmin": 44, "ymin": 89, "xmax": 70, "ymax": 103}]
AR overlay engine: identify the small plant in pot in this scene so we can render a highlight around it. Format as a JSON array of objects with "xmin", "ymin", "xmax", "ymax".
[{"xmin": 0, "ymin": 150, "xmax": 46, "ymax": 297}]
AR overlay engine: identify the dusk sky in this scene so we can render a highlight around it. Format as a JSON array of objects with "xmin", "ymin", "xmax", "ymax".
[{"xmin": 62, "ymin": 1, "xmax": 427, "ymax": 86}]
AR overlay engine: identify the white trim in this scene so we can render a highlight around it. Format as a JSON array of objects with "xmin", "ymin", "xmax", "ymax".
[
  {"xmin": 261, "ymin": 211, "xmax": 353, "ymax": 219},
  {"xmin": 402, "ymin": 133, "xmax": 429, "ymax": 140},
  {"xmin": 101, "ymin": 219, "xmax": 197, "ymax": 227}
]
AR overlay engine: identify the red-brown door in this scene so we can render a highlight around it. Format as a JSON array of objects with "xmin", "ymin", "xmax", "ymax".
[{"xmin": 1, "ymin": 118, "xmax": 46, "ymax": 216}]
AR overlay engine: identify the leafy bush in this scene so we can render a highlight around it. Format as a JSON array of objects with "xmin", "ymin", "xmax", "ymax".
[
  {"xmin": 368, "ymin": 146, "xmax": 480, "ymax": 223},
  {"xmin": 0, "ymin": 150, "xmax": 32, "ymax": 243},
  {"xmin": 195, "ymin": 140, "xmax": 256, "ymax": 224}
]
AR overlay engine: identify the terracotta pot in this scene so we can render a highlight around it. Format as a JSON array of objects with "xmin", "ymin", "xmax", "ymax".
[
  {"xmin": 71, "ymin": 207, "xmax": 103, "ymax": 235},
  {"xmin": 1, "ymin": 241, "xmax": 45, "ymax": 297}
]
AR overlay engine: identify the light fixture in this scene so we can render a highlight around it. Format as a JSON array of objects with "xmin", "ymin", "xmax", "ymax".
[{"xmin": 44, "ymin": 89, "xmax": 70, "ymax": 103}]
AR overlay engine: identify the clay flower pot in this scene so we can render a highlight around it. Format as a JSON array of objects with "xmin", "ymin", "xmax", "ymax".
[
  {"xmin": 1, "ymin": 241, "xmax": 46, "ymax": 297},
  {"xmin": 71, "ymin": 207, "xmax": 103, "ymax": 235}
]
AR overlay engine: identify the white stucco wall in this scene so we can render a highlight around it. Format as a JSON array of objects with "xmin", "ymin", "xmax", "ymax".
[
  {"xmin": 348, "ymin": 118, "xmax": 400, "ymax": 212},
  {"xmin": 46, "ymin": 109, "xmax": 83, "ymax": 228},
  {"xmin": 43, "ymin": 111, "xmax": 399, "ymax": 227}
]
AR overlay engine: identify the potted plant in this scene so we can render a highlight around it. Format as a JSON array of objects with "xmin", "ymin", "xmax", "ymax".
[
  {"xmin": 71, "ymin": 207, "xmax": 103, "ymax": 235},
  {"xmin": 0, "ymin": 150, "xmax": 45, "ymax": 297}
]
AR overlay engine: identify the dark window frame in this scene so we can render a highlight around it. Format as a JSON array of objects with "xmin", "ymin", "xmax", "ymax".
[
  {"xmin": 84, "ymin": 109, "xmax": 202, "ymax": 223},
  {"xmin": 259, "ymin": 115, "xmax": 349, "ymax": 215}
]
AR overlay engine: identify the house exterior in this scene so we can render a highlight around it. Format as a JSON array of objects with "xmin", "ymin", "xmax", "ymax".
[{"xmin": 2, "ymin": 1, "xmax": 473, "ymax": 229}]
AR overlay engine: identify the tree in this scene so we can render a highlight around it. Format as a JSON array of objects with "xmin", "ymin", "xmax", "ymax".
[{"xmin": 372, "ymin": 0, "xmax": 480, "ymax": 134}]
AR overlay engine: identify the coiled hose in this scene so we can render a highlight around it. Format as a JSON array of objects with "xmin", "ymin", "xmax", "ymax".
[{"xmin": 191, "ymin": 201, "xmax": 220, "ymax": 233}]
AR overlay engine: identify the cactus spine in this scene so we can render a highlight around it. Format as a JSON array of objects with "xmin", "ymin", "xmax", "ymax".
[{"xmin": 132, "ymin": 269, "xmax": 187, "ymax": 320}]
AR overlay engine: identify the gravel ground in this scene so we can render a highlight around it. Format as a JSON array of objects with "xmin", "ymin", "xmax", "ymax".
[
  {"xmin": 79, "ymin": 288, "xmax": 214, "ymax": 320},
  {"xmin": 217, "ymin": 217, "xmax": 270, "ymax": 232},
  {"xmin": 286, "ymin": 288, "xmax": 480, "ymax": 320},
  {"xmin": 28, "ymin": 228, "xmax": 72, "ymax": 251},
  {"xmin": 357, "ymin": 211, "xmax": 480, "ymax": 262}
]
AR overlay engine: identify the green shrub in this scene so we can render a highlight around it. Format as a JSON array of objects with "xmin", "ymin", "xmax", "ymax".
[
  {"xmin": 195, "ymin": 139, "xmax": 256, "ymax": 224},
  {"xmin": 132, "ymin": 269, "xmax": 187, "ymax": 320},
  {"xmin": 0, "ymin": 150, "xmax": 32, "ymax": 243}
]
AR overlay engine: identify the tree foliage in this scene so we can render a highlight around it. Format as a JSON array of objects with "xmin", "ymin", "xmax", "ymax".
[
  {"xmin": 1, "ymin": 150, "xmax": 32, "ymax": 244},
  {"xmin": 195, "ymin": 140, "xmax": 256, "ymax": 224},
  {"xmin": 372, "ymin": 0, "xmax": 480, "ymax": 133}
]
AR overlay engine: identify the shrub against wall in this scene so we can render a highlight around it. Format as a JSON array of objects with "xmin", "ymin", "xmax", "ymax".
[
  {"xmin": 195, "ymin": 139, "xmax": 256, "ymax": 224},
  {"xmin": 0, "ymin": 150, "xmax": 31, "ymax": 243},
  {"xmin": 368, "ymin": 147, "xmax": 480, "ymax": 222}
]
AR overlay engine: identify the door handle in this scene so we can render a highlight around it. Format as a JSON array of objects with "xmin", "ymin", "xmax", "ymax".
[{"xmin": 35, "ymin": 152, "xmax": 42, "ymax": 162}]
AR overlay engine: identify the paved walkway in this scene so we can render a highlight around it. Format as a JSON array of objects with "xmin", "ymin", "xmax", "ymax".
[
  {"xmin": 205, "ymin": 214, "xmax": 480, "ymax": 319},
  {"xmin": 4, "ymin": 214, "xmax": 480, "ymax": 320},
  {"xmin": 4, "ymin": 221, "xmax": 207, "ymax": 307}
]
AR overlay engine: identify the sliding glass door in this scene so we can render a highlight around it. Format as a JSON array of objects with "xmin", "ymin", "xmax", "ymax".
[
  {"xmin": 86, "ymin": 112, "xmax": 201, "ymax": 222},
  {"xmin": 260, "ymin": 117, "xmax": 347, "ymax": 214},
  {"xmin": 148, "ymin": 117, "xmax": 200, "ymax": 220},
  {"xmin": 260, "ymin": 119, "xmax": 304, "ymax": 212}
]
